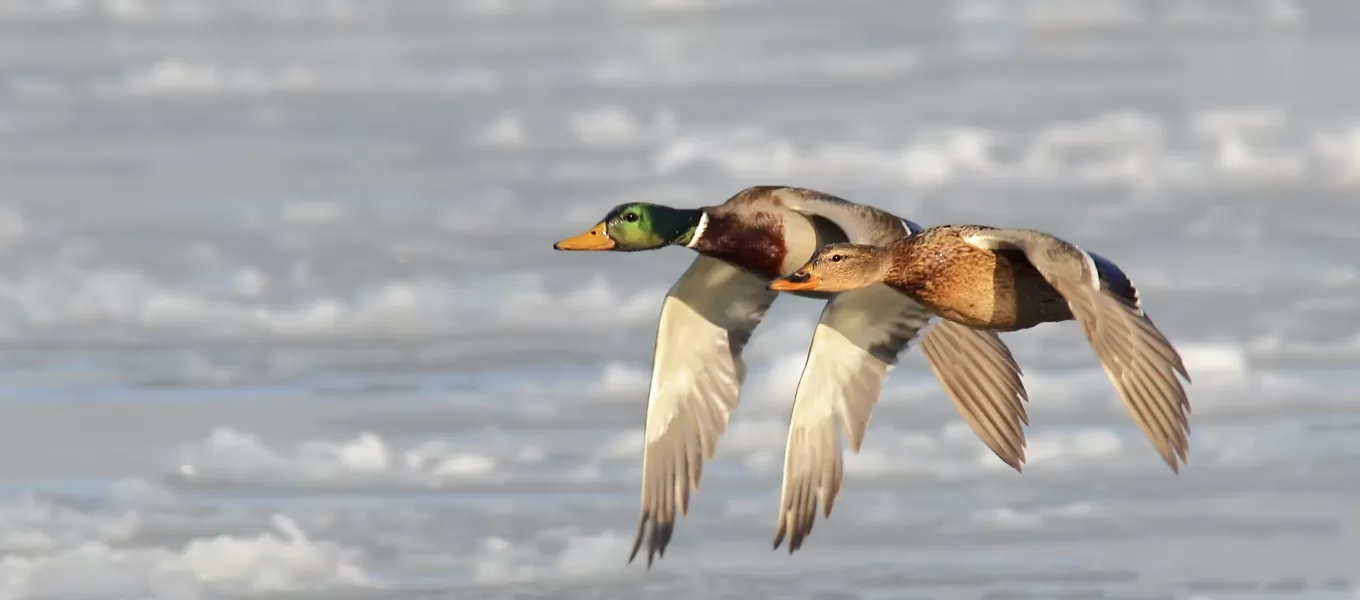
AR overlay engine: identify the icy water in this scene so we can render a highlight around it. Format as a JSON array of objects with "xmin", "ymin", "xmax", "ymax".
[{"xmin": 1, "ymin": 0, "xmax": 1359, "ymax": 598}]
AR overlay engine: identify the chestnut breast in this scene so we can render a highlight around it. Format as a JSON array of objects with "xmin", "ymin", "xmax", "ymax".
[
  {"xmin": 690, "ymin": 210, "xmax": 790, "ymax": 281},
  {"xmin": 893, "ymin": 228, "xmax": 1072, "ymax": 331}
]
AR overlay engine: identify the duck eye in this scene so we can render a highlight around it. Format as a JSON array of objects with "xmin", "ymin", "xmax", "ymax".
[
  {"xmin": 829, "ymin": 254, "xmax": 842, "ymax": 263},
  {"xmin": 623, "ymin": 212, "xmax": 639, "ymax": 223}
]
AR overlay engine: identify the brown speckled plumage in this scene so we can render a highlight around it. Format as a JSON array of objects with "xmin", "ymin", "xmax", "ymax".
[
  {"xmin": 884, "ymin": 225, "xmax": 1073, "ymax": 331},
  {"xmin": 879, "ymin": 225, "xmax": 1147, "ymax": 331}
]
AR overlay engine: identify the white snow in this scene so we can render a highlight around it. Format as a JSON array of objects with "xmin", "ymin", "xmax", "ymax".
[
  {"xmin": 652, "ymin": 110, "xmax": 1360, "ymax": 190},
  {"xmin": 0, "ymin": 509, "xmax": 369, "ymax": 600},
  {"xmin": 177, "ymin": 429, "xmax": 508, "ymax": 487}
]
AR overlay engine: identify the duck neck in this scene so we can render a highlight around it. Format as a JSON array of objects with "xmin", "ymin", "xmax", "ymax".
[
  {"xmin": 659, "ymin": 208, "xmax": 707, "ymax": 247},
  {"xmin": 880, "ymin": 238, "xmax": 920, "ymax": 290}
]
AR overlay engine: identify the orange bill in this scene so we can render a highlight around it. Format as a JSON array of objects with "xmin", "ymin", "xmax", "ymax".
[
  {"xmin": 553, "ymin": 222, "xmax": 616, "ymax": 251},
  {"xmin": 768, "ymin": 272, "xmax": 823, "ymax": 292}
]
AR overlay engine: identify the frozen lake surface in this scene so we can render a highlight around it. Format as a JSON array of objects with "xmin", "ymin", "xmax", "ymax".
[{"xmin": 1, "ymin": 0, "xmax": 1359, "ymax": 598}]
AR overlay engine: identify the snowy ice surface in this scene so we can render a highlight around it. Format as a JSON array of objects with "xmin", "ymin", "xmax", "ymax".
[{"xmin": 2, "ymin": 0, "xmax": 1360, "ymax": 598}]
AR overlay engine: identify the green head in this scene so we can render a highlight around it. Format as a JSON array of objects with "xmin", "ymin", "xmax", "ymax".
[{"xmin": 553, "ymin": 202, "xmax": 704, "ymax": 252}]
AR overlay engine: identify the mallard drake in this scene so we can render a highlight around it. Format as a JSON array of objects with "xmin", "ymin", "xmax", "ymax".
[
  {"xmin": 554, "ymin": 186, "xmax": 1030, "ymax": 565},
  {"xmin": 768, "ymin": 225, "xmax": 1193, "ymax": 471}
]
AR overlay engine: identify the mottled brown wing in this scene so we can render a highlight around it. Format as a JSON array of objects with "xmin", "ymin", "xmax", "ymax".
[
  {"xmin": 1052, "ymin": 279, "xmax": 1191, "ymax": 471},
  {"xmin": 963, "ymin": 230, "xmax": 1191, "ymax": 472},
  {"xmin": 919, "ymin": 320, "xmax": 1030, "ymax": 470}
]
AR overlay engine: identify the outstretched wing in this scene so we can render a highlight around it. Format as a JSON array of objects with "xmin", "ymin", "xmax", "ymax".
[
  {"xmin": 919, "ymin": 320, "xmax": 1029, "ymax": 470},
  {"xmin": 772, "ymin": 194, "xmax": 1026, "ymax": 551},
  {"xmin": 963, "ymin": 229, "xmax": 1192, "ymax": 472},
  {"xmin": 630, "ymin": 255, "xmax": 778, "ymax": 567},
  {"xmin": 773, "ymin": 283, "xmax": 933, "ymax": 553},
  {"xmin": 770, "ymin": 192, "xmax": 931, "ymax": 553}
]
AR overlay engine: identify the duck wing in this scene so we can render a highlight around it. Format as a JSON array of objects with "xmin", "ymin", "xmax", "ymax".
[
  {"xmin": 773, "ymin": 282, "xmax": 933, "ymax": 553},
  {"xmin": 630, "ymin": 255, "xmax": 777, "ymax": 567},
  {"xmin": 919, "ymin": 319, "xmax": 1030, "ymax": 469},
  {"xmin": 773, "ymin": 186, "xmax": 922, "ymax": 246},
  {"xmin": 962, "ymin": 228, "xmax": 1192, "ymax": 472},
  {"xmin": 772, "ymin": 193, "xmax": 1030, "ymax": 552}
]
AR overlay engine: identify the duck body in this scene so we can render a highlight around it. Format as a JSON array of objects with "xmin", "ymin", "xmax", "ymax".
[
  {"xmin": 881, "ymin": 225, "xmax": 1143, "ymax": 331},
  {"xmin": 882, "ymin": 225, "xmax": 1070, "ymax": 330}
]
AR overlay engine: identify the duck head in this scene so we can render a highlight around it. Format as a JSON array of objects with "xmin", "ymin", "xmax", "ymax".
[
  {"xmin": 554, "ymin": 202, "xmax": 704, "ymax": 252},
  {"xmin": 769, "ymin": 243, "xmax": 891, "ymax": 293}
]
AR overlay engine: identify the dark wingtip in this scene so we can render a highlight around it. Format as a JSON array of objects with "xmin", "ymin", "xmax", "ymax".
[
  {"xmin": 628, "ymin": 513, "xmax": 646, "ymax": 565},
  {"xmin": 628, "ymin": 513, "xmax": 678, "ymax": 570},
  {"xmin": 655, "ymin": 521, "xmax": 674, "ymax": 559}
]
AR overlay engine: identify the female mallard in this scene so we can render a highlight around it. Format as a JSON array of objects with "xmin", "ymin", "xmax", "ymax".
[
  {"xmin": 768, "ymin": 225, "xmax": 1193, "ymax": 472},
  {"xmin": 555, "ymin": 186, "xmax": 1031, "ymax": 564}
]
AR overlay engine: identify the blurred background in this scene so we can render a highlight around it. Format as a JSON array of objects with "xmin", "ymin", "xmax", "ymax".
[{"xmin": 0, "ymin": 0, "xmax": 1358, "ymax": 598}]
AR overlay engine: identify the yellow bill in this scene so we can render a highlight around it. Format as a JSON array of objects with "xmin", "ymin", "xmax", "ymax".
[{"xmin": 553, "ymin": 222, "xmax": 616, "ymax": 251}]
